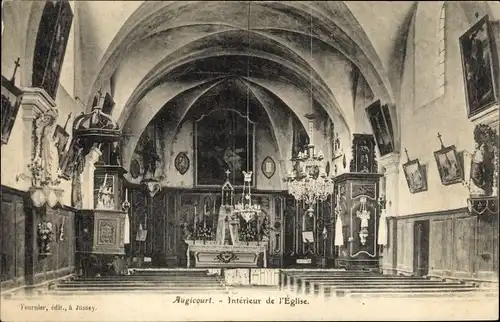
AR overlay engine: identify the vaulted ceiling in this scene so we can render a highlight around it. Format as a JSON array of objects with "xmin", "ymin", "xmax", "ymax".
[{"xmin": 73, "ymin": 1, "xmax": 499, "ymax": 170}]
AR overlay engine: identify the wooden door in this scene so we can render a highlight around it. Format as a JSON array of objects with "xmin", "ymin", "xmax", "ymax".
[{"xmin": 413, "ymin": 220, "xmax": 430, "ymax": 277}]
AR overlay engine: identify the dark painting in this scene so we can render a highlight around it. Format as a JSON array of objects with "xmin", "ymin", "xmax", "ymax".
[
  {"xmin": 32, "ymin": 0, "xmax": 73, "ymax": 99},
  {"xmin": 195, "ymin": 109, "xmax": 254, "ymax": 186},
  {"xmin": 459, "ymin": 15, "xmax": 498, "ymax": 118},
  {"xmin": 366, "ymin": 100, "xmax": 395, "ymax": 156},
  {"xmin": 1, "ymin": 76, "xmax": 23, "ymax": 145},
  {"xmin": 52, "ymin": 124, "xmax": 70, "ymax": 162}
]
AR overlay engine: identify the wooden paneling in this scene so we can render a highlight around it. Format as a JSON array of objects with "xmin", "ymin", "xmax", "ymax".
[
  {"xmin": 454, "ymin": 216, "xmax": 475, "ymax": 278},
  {"xmin": 32, "ymin": 207, "xmax": 76, "ymax": 285},
  {"xmin": 0, "ymin": 188, "xmax": 25, "ymax": 288},
  {"xmin": 393, "ymin": 208, "xmax": 497, "ymax": 282},
  {"xmin": 1, "ymin": 186, "xmax": 75, "ymax": 288}
]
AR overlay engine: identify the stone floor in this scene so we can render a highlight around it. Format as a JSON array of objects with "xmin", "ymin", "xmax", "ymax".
[{"xmin": 1, "ymin": 287, "xmax": 498, "ymax": 321}]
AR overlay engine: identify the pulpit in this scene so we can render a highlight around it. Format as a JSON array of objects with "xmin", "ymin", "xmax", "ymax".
[
  {"xmin": 334, "ymin": 173, "xmax": 382, "ymax": 270},
  {"xmin": 72, "ymin": 102, "xmax": 129, "ymax": 276},
  {"xmin": 334, "ymin": 133, "xmax": 382, "ymax": 270},
  {"xmin": 75, "ymin": 166, "xmax": 127, "ymax": 255}
]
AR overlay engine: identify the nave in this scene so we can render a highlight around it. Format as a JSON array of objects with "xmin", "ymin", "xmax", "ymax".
[{"xmin": 1, "ymin": 1, "xmax": 499, "ymax": 321}]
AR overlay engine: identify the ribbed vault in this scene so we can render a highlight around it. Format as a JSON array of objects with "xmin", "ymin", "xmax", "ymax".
[{"xmin": 82, "ymin": 1, "xmax": 403, "ymax": 174}]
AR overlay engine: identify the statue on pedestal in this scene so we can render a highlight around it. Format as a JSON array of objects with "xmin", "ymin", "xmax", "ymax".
[{"xmin": 30, "ymin": 109, "xmax": 61, "ymax": 187}]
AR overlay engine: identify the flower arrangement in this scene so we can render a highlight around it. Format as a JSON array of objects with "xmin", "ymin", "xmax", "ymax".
[
  {"xmin": 239, "ymin": 227, "xmax": 257, "ymax": 243},
  {"xmin": 196, "ymin": 227, "xmax": 213, "ymax": 240},
  {"xmin": 37, "ymin": 221, "xmax": 55, "ymax": 254}
]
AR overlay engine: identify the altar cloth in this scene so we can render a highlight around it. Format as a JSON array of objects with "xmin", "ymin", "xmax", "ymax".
[{"xmin": 187, "ymin": 244, "xmax": 267, "ymax": 268}]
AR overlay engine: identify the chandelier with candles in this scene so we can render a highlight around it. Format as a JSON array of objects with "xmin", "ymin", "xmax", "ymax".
[
  {"xmin": 233, "ymin": 171, "xmax": 261, "ymax": 222},
  {"xmin": 285, "ymin": 114, "xmax": 334, "ymax": 215},
  {"xmin": 284, "ymin": 8, "xmax": 334, "ymax": 215}
]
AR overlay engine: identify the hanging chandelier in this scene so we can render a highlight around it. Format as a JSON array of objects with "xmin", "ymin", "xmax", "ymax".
[
  {"xmin": 285, "ymin": 115, "xmax": 334, "ymax": 215},
  {"xmin": 232, "ymin": 1, "xmax": 261, "ymax": 222},
  {"xmin": 234, "ymin": 171, "xmax": 261, "ymax": 222},
  {"xmin": 284, "ymin": 7, "xmax": 334, "ymax": 215}
]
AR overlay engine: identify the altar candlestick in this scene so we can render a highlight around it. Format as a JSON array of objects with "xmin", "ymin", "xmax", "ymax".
[{"xmin": 193, "ymin": 205, "xmax": 197, "ymax": 231}]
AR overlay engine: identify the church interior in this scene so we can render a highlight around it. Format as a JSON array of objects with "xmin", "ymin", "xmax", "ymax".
[{"xmin": 1, "ymin": 0, "xmax": 499, "ymax": 316}]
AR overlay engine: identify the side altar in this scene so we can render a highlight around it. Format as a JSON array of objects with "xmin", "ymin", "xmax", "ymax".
[{"xmin": 183, "ymin": 171, "xmax": 268, "ymax": 268}]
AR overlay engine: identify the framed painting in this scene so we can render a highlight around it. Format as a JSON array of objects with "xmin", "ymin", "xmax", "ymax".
[
  {"xmin": 402, "ymin": 159, "xmax": 427, "ymax": 194},
  {"xmin": 433, "ymin": 145, "xmax": 463, "ymax": 186},
  {"xmin": 261, "ymin": 156, "xmax": 276, "ymax": 179},
  {"xmin": 32, "ymin": 0, "xmax": 73, "ymax": 99},
  {"xmin": 1, "ymin": 75, "xmax": 23, "ymax": 145},
  {"xmin": 53, "ymin": 124, "xmax": 70, "ymax": 161},
  {"xmin": 59, "ymin": 139, "xmax": 82, "ymax": 179},
  {"xmin": 459, "ymin": 15, "xmax": 498, "ymax": 118},
  {"xmin": 365, "ymin": 100, "xmax": 395, "ymax": 156},
  {"xmin": 194, "ymin": 109, "xmax": 255, "ymax": 187}
]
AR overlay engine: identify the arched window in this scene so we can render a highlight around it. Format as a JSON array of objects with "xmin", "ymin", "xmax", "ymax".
[{"xmin": 437, "ymin": 3, "xmax": 446, "ymax": 96}]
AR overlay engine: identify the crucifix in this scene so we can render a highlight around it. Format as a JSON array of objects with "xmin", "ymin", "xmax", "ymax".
[
  {"xmin": 437, "ymin": 132, "xmax": 445, "ymax": 149},
  {"xmin": 11, "ymin": 57, "xmax": 20, "ymax": 83}
]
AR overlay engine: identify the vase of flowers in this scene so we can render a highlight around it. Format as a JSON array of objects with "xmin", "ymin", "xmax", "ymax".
[
  {"xmin": 37, "ymin": 221, "xmax": 55, "ymax": 255},
  {"xmin": 239, "ymin": 227, "xmax": 256, "ymax": 245},
  {"xmin": 197, "ymin": 227, "xmax": 212, "ymax": 245}
]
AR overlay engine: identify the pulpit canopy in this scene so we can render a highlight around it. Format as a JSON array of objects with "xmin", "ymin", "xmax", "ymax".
[{"xmin": 73, "ymin": 107, "xmax": 121, "ymax": 144}]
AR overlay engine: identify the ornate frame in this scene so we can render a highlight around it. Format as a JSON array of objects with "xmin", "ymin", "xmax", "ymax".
[
  {"xmin": 402, "ymin": 159, "xmax": 428, "ymax": 194},
  {"xmin": 433, "ymin": 145, "xmax": 464, "ymax": 186},
  {"xmin": 175, "ymin": 152, "xmax": 190, "ymax": 175},
  {"xmin": 1, "ymin": 75, "xmax": 23, "ymax": 145},
  {"xmin": 459, "ymin": 15, "xmax": 499, "ymax": 118},
  {"xmin": 193, "ymin": 109, "xmax": 256, "ymax": 188},
  {"xmin": 261, "ymin": 156, "xmax": 276, "ymax": 179}
]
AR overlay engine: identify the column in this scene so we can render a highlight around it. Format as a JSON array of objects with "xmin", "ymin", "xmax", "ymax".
[
  {"xmin": 19, "ymin": 88, "xmax": 57, "ymax": 285},
  {"xmin": 378, "ymin": 152, "xmax": 400, "ymax": 274},
  {"xmin": 80, "ymin": 146, "xmax": 102, "ymax": 209}
]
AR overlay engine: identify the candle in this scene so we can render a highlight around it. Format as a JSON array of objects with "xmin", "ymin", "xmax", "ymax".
[
  {"xmin": 193, "ymin": 205, "xmax": 197, "ymax": 231},
  {"xmin": 213, "ymin": 201, "xmax": 215, "ymax": 213},
  {"xmin": 125, "ymin": 189, "xmax": 128, "ymax": 202}
]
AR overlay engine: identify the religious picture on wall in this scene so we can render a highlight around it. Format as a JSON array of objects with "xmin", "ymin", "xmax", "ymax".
[
  {"xmin": 32, "ymin": 0, "xmax": 73, "ymax": 99},
  {"xmin": 459, "ymin": 15, "xmax": 498, "ymax": 118},
  {"xmin": 52, "ymin": 118, "xmax": 71, "ymax": 162},
  {"xmin": 366, "ymin": 100, "xmax": 395, "ymax": 156},
  {"xmin": 433, "ymin": 145, "xmax": 463, "ymax": 185},
  {"xmin": 1, "ymin": 75, "xmax": 23, "ymax": 145},
  {"xmin": 402, "ymin": 159, "xmax": 427, "ymax": 194},
  {"xmin": 195, "ymin": 109, "xmax": 254, "ymax": 186}
]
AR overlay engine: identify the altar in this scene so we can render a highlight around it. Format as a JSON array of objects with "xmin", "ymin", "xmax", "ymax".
[
  {"xmin": 186, "ymin": 243, "xmax": 267, "ymax": 268},
  {"xmin": 183, "ymin": 170, "xmax": 269, "ymax": 268}
]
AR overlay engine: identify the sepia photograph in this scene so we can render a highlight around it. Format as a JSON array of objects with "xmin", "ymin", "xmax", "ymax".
[{"xmin": 1, "ymin": 1, "xmax": 499, "ymax": 322}]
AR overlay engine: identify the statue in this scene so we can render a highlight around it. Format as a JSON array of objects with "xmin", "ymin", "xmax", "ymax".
[
  {"xmin": 469, "ymin": 124, "xmax": 498, "ymax": 196},
  {"xmin": 140, "ymin": 135, "xmax": 160, "ymax": 179},
  {"xmin": 30, "ymin": 110, "xmax": 61, "ymax": 187}
]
